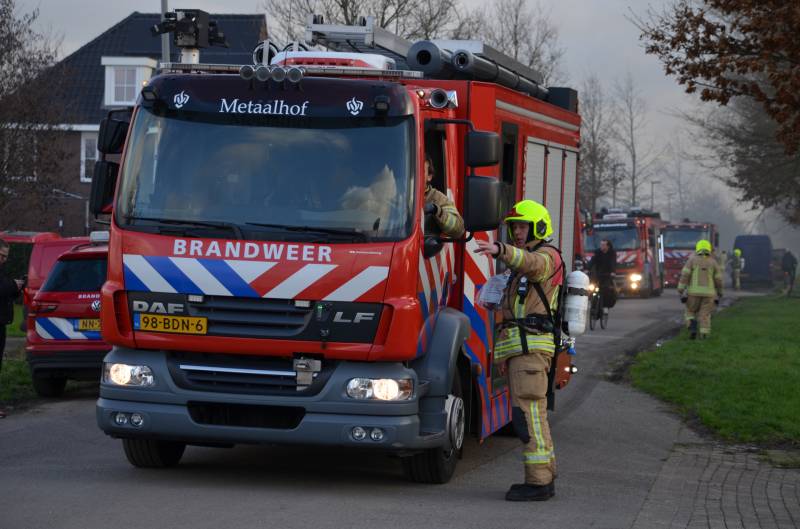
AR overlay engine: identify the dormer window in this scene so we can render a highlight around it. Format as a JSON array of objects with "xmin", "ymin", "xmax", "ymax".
[{"xmin": 101, "ymin": 57, "xmax": 158, "ymax": 106}]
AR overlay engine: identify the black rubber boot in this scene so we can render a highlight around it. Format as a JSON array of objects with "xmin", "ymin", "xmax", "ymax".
[
  {"xmin": 688, "ymin": 319, "xmax": 698, "ymax": 340},
  {"xmin": 506, "ymin": 482, "xmax": 554, "ymax": 501}
]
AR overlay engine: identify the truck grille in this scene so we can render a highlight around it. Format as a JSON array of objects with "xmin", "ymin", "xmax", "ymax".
[
  {"xmin": 187, "ymin": 401, "xmax": 305, "ymax": 429},
  {"xmin": 167, "ymin": 352, "xmax": 332, "ymax": 396},
  {"xmin": 186, "ymin": 296, "xmax": 313, "ymax": 338}
]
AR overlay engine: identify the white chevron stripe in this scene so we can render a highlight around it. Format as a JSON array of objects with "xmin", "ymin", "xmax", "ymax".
[
  {"xmin": 418, "ymin": 250, "xmax": 431, "ymax": 308},
  {"xmin": 35, "ymin": 321, "xmax": 54, "ymax": 340},
  {"xmin": 170, "ymin": 257, "xmax": 232, "ymax": 296},
  {"xmin": 50, "ymin": 317, "xmax": 89, "ymax": 340},
  {"xmin": 264, "ymin": 264, "xmax": 337, "ymax": 299},
  {"xmin": 227, "ymin": 260, "xmax": 277, "ymax": 283},
  {"xmin": 430, "ymin": 254, "xmax": 443, "ymax": 303},
  {"xmin": 324, "ymin": 266, "xmax": 389, "ymax": 301},
  {"xmin": 124, "ymin": 255, "xmax": 177, "ymax": 293},
  {"xmin": 463, "ymin": 273, "xmax": 476, "ymax": 308}
]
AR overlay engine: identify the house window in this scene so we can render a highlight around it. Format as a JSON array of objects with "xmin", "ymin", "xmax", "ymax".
[
  {"xmin": 114, "ymin": 67, "xmax": 137, "ymax": 104},
  {"xmin": 80, "ymin": 132, "xmax": 98, "ymax": 183},
  {"xmin": 101, "ymin": 57, "xmax": 158, "ymax": 107}
]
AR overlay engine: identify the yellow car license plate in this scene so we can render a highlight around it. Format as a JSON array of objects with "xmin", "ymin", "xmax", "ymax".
[
  {"xmin": 135, "ymin": 314, "xmax": 208, "ymax": 335},
  {"xmin": 77, "ymin": 319, "xmax": 101, "ymax": 331}
]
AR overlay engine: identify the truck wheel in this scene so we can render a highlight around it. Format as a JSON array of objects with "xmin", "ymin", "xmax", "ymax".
[
  {"xmin": 123, "ymin": 438, "xmax": 186, "ymax": 468},
  {"xmin": 32, "ymin": 376, "xmax": 66, "ymax": 398},
  {"xmin": 402, "ymin": 375, "xmax": 464, "ymax": 484}
]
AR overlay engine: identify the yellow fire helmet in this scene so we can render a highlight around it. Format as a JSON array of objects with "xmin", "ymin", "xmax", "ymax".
[
  {"xmin": 504, "ymin": 199, "xmax": 553, "ymax": 241},
  {"xmin": 695, "ymin": 239, "xmax": 712, "ymax": 255},
  {"xmin": 734, "ymin": 248, "xmax": 742, "ymax": 257}
]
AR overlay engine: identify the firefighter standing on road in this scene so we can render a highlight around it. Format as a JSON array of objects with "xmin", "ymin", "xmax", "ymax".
[
  {"xmin": 678, "ymin": 240, "xmax": 723, "ymax": 339},
  {"xmin": 731, "ymin": 248, "xmax": 743, "ymax": 290},
  {"xmin": 424, "ymin": 157, "xmax": 465, "ymax": 239},
  {"xmin": 475, "ymin": 200, "xmax": 562, "ymax": 502}
]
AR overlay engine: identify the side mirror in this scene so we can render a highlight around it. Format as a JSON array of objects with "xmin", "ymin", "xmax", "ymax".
[
  {"xmin": 466, "ymin": 130, "xmax": 500, "ymax": 167},
  {"xmin": 423, "ymin": 235, "xmax": 444, "ymax": 259},
  {"xmin": 98, "ymin": 111, "xmax": 130, "ymax": 155},
  {"xmin": 464, "ymin": 176, "xmax": 502, "ymax": 232},
  {"xmin": 90, "ymin": 161, "xmax": 119, "ymax": 215}
]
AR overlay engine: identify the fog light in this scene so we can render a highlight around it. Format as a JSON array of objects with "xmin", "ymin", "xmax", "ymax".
[
  {"xmin": 570, "ymin": 366, "xmax": 578, "ymax": 374},
  {"xmin": 352, "ymin": 426, "xmax": 367, "ymax": 441},
  {"xmin": 630, "ymin": 273, "xmax": 643, "ymax": 282},
  {"xmin": 255, "ymin": 65, "xmax": 270, "ymax": 82},
  {"xmin": 130, "ymin": 413, "xmax": 144, "ymax": 427},
  {"xmin": 370, "ymin": 428, "xmax": 384, "ymax": 442},
  {"xmin": 271, "ymin": 67, "xmax": 287, "ymax": 82},
  {"xmin": 114, "ymin": 412, "xmax": 129, "ymax": 426}
]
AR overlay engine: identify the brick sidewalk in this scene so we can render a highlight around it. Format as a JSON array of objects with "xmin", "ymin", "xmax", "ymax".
[{"xmin": 632, "ymin": 443, "xmax": 800, "ymax": 529}]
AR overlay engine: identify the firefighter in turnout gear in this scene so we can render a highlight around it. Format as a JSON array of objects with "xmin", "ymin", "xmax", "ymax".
[
  {"xmin": 424, "ymin": 157, "xmax": 465, "ymax": 239},
  {"xmin": 731, "ymin": 248, "xmax": 743, "ymax": 290},
  {"xmin": 678, "ymin": 240, "xmax": 723, "ymax": 339},
  {"xmin": 475, "ymin": 200, "xmax": 563, "ymax": 502}
]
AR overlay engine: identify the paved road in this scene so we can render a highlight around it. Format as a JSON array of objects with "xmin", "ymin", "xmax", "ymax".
[{"xmin": 0, "ymin": 291, "xmax": 723, "ymax": 529}]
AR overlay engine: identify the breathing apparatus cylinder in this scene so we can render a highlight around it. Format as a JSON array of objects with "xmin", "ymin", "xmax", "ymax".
[{"xmin": 564, "ymin": 270, "xmax": 590, "ymax": 336}]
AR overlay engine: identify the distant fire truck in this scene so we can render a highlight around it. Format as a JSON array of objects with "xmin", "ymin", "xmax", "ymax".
[
  {"xmin": 662, "ymin": 221, "xmax": 719, "ymax": 287},
  {"xmin": 90, "ymin": 11, "xmax": 582, "ymax": 482},
  {"xmin": 583, "ymin": 209, "xmax": 665, "ymax": 297}
]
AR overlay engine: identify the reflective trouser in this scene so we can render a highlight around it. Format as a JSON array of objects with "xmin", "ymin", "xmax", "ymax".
[
  {"xmin": 685, "ymin": 296, "xmax": 716, "ymax": 335},
  {"xmin": 509, "ymin": 351, "xmax": 556, "ymax": 486},
  {"xmin": 732, "ymin": 269, "xmax": 741, "ymax": 290}
]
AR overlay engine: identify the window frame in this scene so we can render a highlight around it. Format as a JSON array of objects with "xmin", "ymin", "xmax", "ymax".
[{"xmin": 80, "ymin": 131, "xmax": 99, "ymax": 183}]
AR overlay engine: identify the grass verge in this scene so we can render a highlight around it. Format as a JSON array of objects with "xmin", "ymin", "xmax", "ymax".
[
  {"xmin": 5, "ymin": 303, "xmax": 25, "ymax": 338},
  {"xmin": 631, "ymin": 295, "xmax": 800, "ymax": 447},
  {"xmin": 0, "ymin": 358, "xmax": 36, "ymax": 404}
]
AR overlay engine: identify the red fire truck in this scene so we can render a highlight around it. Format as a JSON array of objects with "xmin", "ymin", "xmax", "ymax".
[
  {"xmin": 583, "ymin": 209, "xmax": 665, "ymax": 297},
  {"xmin": 662, "ymin": 221, "xmax": 719, "ymax": 287},
  {"xmin": 89, "ymin": 12, "xmax": 581, "ymax": 483}
]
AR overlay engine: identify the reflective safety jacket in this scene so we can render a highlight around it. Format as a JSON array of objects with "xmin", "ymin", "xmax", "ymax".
[
  {"xmin": 493, "ymin": 241, "xmax": 563, "ymax": 362},
  {"xmin": 425, "ymin": 185, "xmax": 465, "ymax": 239},
  {"xmin": 731, "ymin": 254, "xmax": 742, "ymax": 270},
  {"xmin": 678, "ymin": 254, "xmax": 723, "ymax": 298}
]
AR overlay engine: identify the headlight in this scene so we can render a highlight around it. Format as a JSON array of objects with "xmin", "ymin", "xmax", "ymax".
[
  {"xmin": 588, "ymin": 283, "xmax": 596, "ymax": 292},
  {"xmin": 103, "ymin": 363, "xmax": 155, "ymax": 387},
  {"xmin": 346, "ymin": 378, "xmax": 413, "ymax": 400},
  {"xmin": 630, "ymin": 273, "xmax": 643, "ymax": 282}
]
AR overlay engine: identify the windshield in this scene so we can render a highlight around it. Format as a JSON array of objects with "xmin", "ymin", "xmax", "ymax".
[
  {"xmin": 585, "ymin": 226, "xmax": 639, "ymax": 251},
  {"xmin": 42, "ymin": 259, "xmax": 107, "ymax": 292},
  {"xmin": 663, "ymin": 229, "xmax": 706, "ymax": 249},
  {"xmin": 117, "ymin": 107, "xmax": 414, "ymax": 241}
]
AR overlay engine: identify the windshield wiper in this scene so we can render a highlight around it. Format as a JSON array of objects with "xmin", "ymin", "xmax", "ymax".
[
  {"xmin": 244, "ymin": 222, "xmax": 370, "ymax": 241},
  {"xmin": 126, "ymin": 216, "xmax": 244, "ymax": 240}
]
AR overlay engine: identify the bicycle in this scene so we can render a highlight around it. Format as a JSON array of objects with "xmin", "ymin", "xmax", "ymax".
[{"xmin": 588, "ymin": 282, "xmax": 609, "ymax": 330}]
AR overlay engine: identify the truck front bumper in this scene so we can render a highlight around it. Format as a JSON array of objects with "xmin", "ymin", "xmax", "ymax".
[{"xmin": 96, "ymin": 347, "xmax": 445, "ymax": 451}]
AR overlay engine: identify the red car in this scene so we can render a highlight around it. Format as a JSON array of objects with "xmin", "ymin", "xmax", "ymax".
[{"xmin": 26, "ymin": 239, "xmax": 110, "ymax": 397}]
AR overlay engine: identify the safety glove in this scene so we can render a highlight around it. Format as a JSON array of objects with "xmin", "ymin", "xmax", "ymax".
[
  {"xmin": 679, "ymin": 293, "xmax": 688, "ymax": 304},
  {"xmin": 424, "ymin": 203, "xmax": 438, "ymax": 216}
]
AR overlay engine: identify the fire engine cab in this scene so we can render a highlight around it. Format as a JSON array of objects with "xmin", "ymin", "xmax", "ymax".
[
  {"xmin": 90, "ymin": 11, "xmax": 582, "ymax": 483},
  {"xmin": 662, "ymin": 221, "xmax": 719, "ymax": 287},
  {"xmin": 584, "ymin": 208, "xmax": 665, "ymax": 297}
]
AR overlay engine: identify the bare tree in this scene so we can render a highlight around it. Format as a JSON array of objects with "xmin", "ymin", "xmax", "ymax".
[
  {"xmin": 481, "ymin": 0, "xmax": 565, "ymax": 85},
  {"xmin": 662, "ymin": 137, "xmax": 696, "ymax": 220},
  {"xmin": 579, "ymin": 74, "xmax": 617, "ymax": 215},
  {"xmin": 611, "ymin": 72, "xmax": 660, "ymax": 207},
  {"xmin": 0, "ymin": 0, "xmax": 71, "ymax": 230}
]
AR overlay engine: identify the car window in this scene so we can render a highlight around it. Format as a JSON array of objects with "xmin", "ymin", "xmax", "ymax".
[{"xmin": 41, "ymin": 259, "xmax": 107, "ymax": 292}]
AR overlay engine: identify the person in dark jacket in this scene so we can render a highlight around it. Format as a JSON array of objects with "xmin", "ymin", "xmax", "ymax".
[
  {"xmin": 588, "ymin": 239, "xmax": 617, "ymax": 310},
  {"xmin": 783, "ymin": 250, "xmax": 798, "ymax": 296},
  {"xmin": 0, "ymin": 239, "xmax": 24, "ymax": 417}
]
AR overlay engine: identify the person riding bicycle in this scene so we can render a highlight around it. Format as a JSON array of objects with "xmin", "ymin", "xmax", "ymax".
[{"xmin": 588, "ymin": 239, "xmax": 617, "ymax": 313}]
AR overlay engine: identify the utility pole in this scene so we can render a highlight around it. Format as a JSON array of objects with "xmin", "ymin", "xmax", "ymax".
[
  {"xmin": 161, "ymin": 0, "xmax": 170, "ymax": 63},
  {"xmin": 650, "ymin": 180, "xmax": 661, "ymax": 211}
]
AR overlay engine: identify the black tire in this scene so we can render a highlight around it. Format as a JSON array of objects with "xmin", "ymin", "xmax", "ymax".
[
  {"xmin": 402, "ymin": 374, "xmax": 464, "ymax": 484},
  {"xmin": 123, "ymin": 438, "xmax": 186, "ymax": 468},
  {"xmin": 32, "ymin": 376, "xmax": 66, "ymax": 398}
]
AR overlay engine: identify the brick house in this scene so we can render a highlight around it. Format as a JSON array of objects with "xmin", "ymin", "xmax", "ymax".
[{"xmin": 12, "ymin": 12, "xmax": 266, "ymax": 236}]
